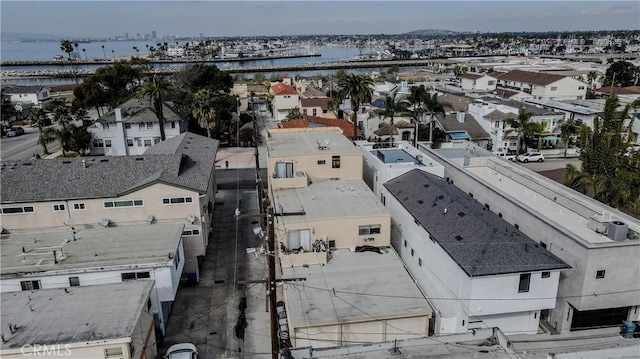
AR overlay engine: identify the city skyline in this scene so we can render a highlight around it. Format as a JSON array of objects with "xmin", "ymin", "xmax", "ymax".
[{"xmin": 1, "ymin": 1, "xmax": 639, "ymax": 39}]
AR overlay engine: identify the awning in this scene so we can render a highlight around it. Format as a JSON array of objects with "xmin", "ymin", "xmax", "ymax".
[
  {"xmin": 542, "ymin": 135, "xmax": 559, "ymax": 141},
  {"xmin": 449, "ymin": 131, "xmax": 470, "ymax": 140}
]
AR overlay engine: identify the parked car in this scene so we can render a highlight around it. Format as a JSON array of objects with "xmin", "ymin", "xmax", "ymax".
[
  {"xmin": 494, "ymin": 151, "xmax": 516, "ymax": 161},
  {"xmin": 6, "ymin": 127, "xmax": 25, "ymax": 137},
  {"xmin": 516, "ymin": 152, "xmax": 545, "ymax": 163},
  {"xmin": 165, "ymin": 343, "xmax": 198, "ymax": 359}
]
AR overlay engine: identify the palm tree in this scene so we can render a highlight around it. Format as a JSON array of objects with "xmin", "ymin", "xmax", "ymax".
[
  {"xmin": 192, "ymin": 89, "xmax": 217, "ymax": 138},
  {"xmin": 138, "ymin": 74, "xmax": 172, "ymax": 141},
  {"xmin": 37, "ymin": 127, "xmax": 55, "ymax": 155},
  {"xmin": 101, "ymin": 45, "xmax": 107, "ymax": 60},
  {"xmin": 422, "ymin": 92, "xmax": 452, "ymax": 143},
  {"xmin": 112, "ymin": 49, "xmax": 115, "ymax": 60},
  {"xmin": 52, "ymin": 126, "xmax": 73, "ymax": 158},
  {"xmin": 51, "ymin": 99, "xmax": 71, "ymax": 127},
  {"xmin": 407, "ymin": 85, "xmax": 428, "ymax": 146},
  {"xmin": 262, "ymin": 80, "xmax": 274, "ymax": 116},
  {"xmin": 82, "ymin": 48, "xmax": 87, "ymax": 60},
  {"xmin": 379, "ymin": 89, "xmax": 409, "ymax": 147},
  {"xmin": 27, "ymin": 108, "xmax": 49, "ymax": 134},
  {"xmin": 60, "ymin": 39, "xmax": 78, "ymax": 85},
  {"xmin": 558, "ymin": 118, "xmax": 578, "ymax": 158},
  {"xmin": 336, "ymin": 73, "xmax": 374, "ymax": 141},
  {"xmin": 586, "ymin": 71, "xmax": 598, "ymax": 86},
  {"xmin": 564, "ymin": 164, "xmax": 587, "ymax": 194},
  {"xmin": 504, "ymin": 108, "xmax": 534, "ymax": 154}
]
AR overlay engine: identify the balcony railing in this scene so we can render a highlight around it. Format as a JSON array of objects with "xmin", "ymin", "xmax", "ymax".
[{"xmin": 272, "ymin": 171, "xmax": 309, "ymax": 190}]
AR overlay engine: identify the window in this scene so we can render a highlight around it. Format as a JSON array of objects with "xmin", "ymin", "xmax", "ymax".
[
  {"xmin": 103, "ymin": 123, "xmax": 110, "ymax": 130},
  {"xmin": 303, "ymin": 109, "xmax": 307, "ymax": 115},
  {"xmin": 596, "ymin": 270, "xmax": 606, "ymax": 279},
  {"xmin": 275, "ymin": 162, "xmax": 294, "ymax": 178},
  {"xmin": 380, "ymin": 193, "xmax": 386, "ymax": 205},
  {"xmin": 488, "ymin": 80, "xmax": 495, "ymax": 85},
  {"xmin": 287, "ymin": 229, "xmax": 311, "ymax": 251},
  {"xmin": 323, "ymin": 109, "xmax": 328, "ymax": 114},
  {"xmin": 104, "ymin": 200, "xmax": 144, "ymax": 208},
  {"xmin": 124, "ymin": 123, "xmax": 131, "ymax": 129},
  {"xmin": 69, "ymin": 277, "xmax": 80, "ymax": 287},
  {"xmin": 105, "ymin": 140, "xmax": 112, "ymax": 148},
  {"xmin": 317, "ymin": 160, "xmax": 326, "ymax": 165},
  {"xmin": 121, "ymin": 272, "xmax": 150, "ymax": 281},
  {"xmin": 550, "ymin": 86, "xmax": 557, "ymax": 91},
  {"xmin": 154, "ymin": 138, "xmax": 161, "ymax": 144},
  {"xmin": 126, "ymin": 139, "xmax": 134, "ymax": 147},
  {"xmin": 21, "ymin": 280, "xmax": 41, "ymax": 291},
  {"xmin": 93, "ymin": 139, "xmax": 104, "ymax": 148},
  {"xmin": 53, "ymin": 204, "xmax": 65, "ymax": 212},
  {"xmin": 541, "ymin": 272, "xmax": 550, "ymax": 278},
  {"xmin": 1, "ymin": 206, "xmax": 35, "ymax": 214},
  {"xmin": 312, "ymin": 109, "xmax": 317, "ymax": 116},
  {"xmin": 144, "ymin": 139, "xmax": 152, "ymax": 147},
  {"xmin": 139, "ymin": 123, "xmax": 145, "ymax": 130},
  {"xmin": 163, "ymin": 197, "xmax": 193, "ymax": 205},
  {"xmin": 332, "ymin": 155, "xmax": 341, "ymax": 169},
  {"xmin": 104, "ymin": 348, "xmax": 124, "ymax": 358},
  {"xmin": 73, "ymin": 203, "xmax": 86, "ymax": 210},
  {"xmin": 358, "ymin": 224, "xmax": 381, "ymax": 235},
  {"xmin": 578, "ymin": 86, "xmax": 585, "ymax": 90},
  {"xmin": 146, "ymin": 122, "xmax": 154, "ymax": 129},
  {"xmin": 518, "ymin": 273, "xmax": 531, "ymax": 293},
  {"xmin": 182, "ymin": 229, "xmax": 201, "ymax": 236},
  {"xmin": 171, "ymin": 121, "xmax": 176, "ymax": 129}
]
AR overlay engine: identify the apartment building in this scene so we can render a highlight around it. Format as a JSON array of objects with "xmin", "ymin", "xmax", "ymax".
[
  {"xmin": 494, "ymin": 70, "xmax": 588, "ymax": 101},
  {"xmin": 0, "ymin": 132, "xmax": 218, "ymax": 282},
  {"xmin": 0, "ymin": 224, "xmax": 184, "ymax": 336},
  {"xmin": 266, "ymin": 127, "xmax": 433, "ymax": 348},
  {"xmin": 459, "ymin": 73, "xmax": 498, "ymax": 92},
  {"xmin": 1, "ymin": 281, "xmax": 156, "ymax": 359},
  {"xmin": 423, "ymin": 142, "xmax": 640, "ymax": 334},
  {"xmin": 271, "ymin": 82, "xmax": 299, "ymax": 122},
  {"xmin": 88, "ymin": 97, "xmax": 188, "ymax": 156}
]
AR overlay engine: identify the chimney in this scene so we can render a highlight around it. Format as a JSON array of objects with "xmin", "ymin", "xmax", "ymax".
[
  {"xmin": 457, "ymin": 112, "xmax": 466, "ymax": 123},
  {"xmin": 115, "ymin": 108, "xmax": 123, "ymax": 122}
]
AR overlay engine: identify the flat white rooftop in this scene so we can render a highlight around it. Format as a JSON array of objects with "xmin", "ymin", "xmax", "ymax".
[
  {"xmin": 1, "ymin": 280, "xmax": 153, "ymax": 349},
  {"xmin": 1, "ymin": 223, "xmax": 184, "ymax": 276},
  {"xmin": 267, "ymin": 127, "xmax": 361, "ymax": 158},
  {"xmin": 272, "ymin": 179, "xmax": 387, "ymax": 225},
  {"xmin": 282, "ymin": 248, "xmax": 432, "ymax": 328}
]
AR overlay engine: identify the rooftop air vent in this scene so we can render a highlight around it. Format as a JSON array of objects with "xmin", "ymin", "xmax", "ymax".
[
  {"xmin": 135, "ymin": 157, "xmax": 144, "ymax": 161},
  {"xmin": 607, "ymin": 221, "xmax": 629, "ymax": 241},
  {"xmin": 458, "ymin": 212, "xmax": 466, "ymax": 217},
  {"xmin": 455, "ymin": 235, "xmax": 463, "ymax": 241},
  {"xmin": 100, "ymin": 159, "xmax": 109, "ymax": 163},
  {"xmin": 99, "ymin": 218, "xmax": 110, "ymax": 227}
]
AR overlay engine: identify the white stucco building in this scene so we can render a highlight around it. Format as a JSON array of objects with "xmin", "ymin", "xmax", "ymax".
[
  {"xmin": 1, "ymin": 85, "xmax": 52, "ymax": 109},
  {"xmin": 494, "ymin": 70, "xmax": 588, "ymax": 101},
  {"xmin": 271, "ymin": 82, "xmax": 300, "ymax": 122},
  {"xmin": 459, "ymin": 73, "xmax": 498, "ymax": 92}
]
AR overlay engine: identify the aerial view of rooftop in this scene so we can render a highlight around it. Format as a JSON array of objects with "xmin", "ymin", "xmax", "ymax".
[{"xmin": 1, "ymin": 1, "xmax": 639, "ymax": 358}]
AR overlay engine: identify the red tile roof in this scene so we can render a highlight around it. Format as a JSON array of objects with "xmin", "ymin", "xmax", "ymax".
[
  {"xmin": 595, "ymin": 86, "xmax": 640, "ymax": 95},
  {"xmin": 271, "ymin": 82, "xmax": 298, "ymax": 96},
  {"xmin": 494, "ymin": 70, "xmax": 565, "ymax": 86},
  {"xmin": 278, "ymin": 115, "xmax": 361, "ymax": 138}
]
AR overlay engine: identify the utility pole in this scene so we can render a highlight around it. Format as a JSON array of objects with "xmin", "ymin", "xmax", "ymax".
[
  {"xmin": 267, "ymin": 206, "xmax": 278, "ymax": 359},
  {"xmin": 250, "ymin": 92, "xmax": 263, "ymax": 214}
]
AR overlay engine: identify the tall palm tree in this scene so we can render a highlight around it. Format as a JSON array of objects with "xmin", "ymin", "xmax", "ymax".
[
  {"xmin": 262, "ymin": 80, "xmax": 274, "ymax": 117},
  {"xmin": 336, "ymin": 73, "xmax": 374, "ymax": 141},
  {"xmin": 504, "ymin": 108, "xmax": 534, "ymax": 154},
  {"xmin": 82, "ymin": 48, "xmax": 87, "ymax": 60},
  {"xmin": 138, "ymin": 74, "xmax": 172, "ymax": 140},
  {"xmin": 101, "ymin": 45, "xmax": 107, "ymax": 60},
  {"xmin": 422, "ymin": 92, "xmax": 452, "ymax": 143},
  {"xmin": 407, "ymin": 85, "xmax": 428, "ymax": 146},
  {"xmin": 37, "ymin": 127, "xmax": 55, "ymax": 155},
  {"xmin": 558, "ymin": 118, "xmax": 578, "ymax": 158},
  {"xmin": 192, "ymin": 89, "xmax": 217, "ymax": 138},
  {"xmin": 111, "ymin": 49, "xmax": 115, "ymax": 60},
  {"xmin": 586, "ymin": 71, "xmax": 598, "ymax": 86},
  {"xmin": 60, "ymin": 39, "xmax": 78, "ymax": 85},
  {"xmin": 27, "ymin": 108, "xmax": 49, "ymax": 134},
  {"xmin": 379, "ymin": 89, "xmax": 409, "ymax": 147}
]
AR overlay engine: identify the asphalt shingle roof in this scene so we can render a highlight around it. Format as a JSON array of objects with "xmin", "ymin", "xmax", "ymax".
[
  {"xmin": 1, "ymin": 85, "xmax": 48, "ymax": 94},
  {"xmin": 495, "ymin": 70, "xmax": 566, "ymax": 86},
  {"xmin": 435, "ymin": 113, "xmax": 490, "ymax": 140},
  {"xmin": 384, "ymin": 170, "xmax": 570, "ymax": 277},
  {"xmin": 1, "ymin": 132, "xmax": 218, "ymax": 203},
  {"xmin": 96, "ymin": 97, "xmax": 183, "ymax": 124}
]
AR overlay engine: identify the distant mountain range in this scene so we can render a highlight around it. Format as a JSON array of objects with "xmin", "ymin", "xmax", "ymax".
[
  {"xmin": 404, "ymin": 29, "xmax": 459, "ymax": 36},
  {"xmin": 1, "ymin": 32, "xmax": 69, "ymax": 41}
]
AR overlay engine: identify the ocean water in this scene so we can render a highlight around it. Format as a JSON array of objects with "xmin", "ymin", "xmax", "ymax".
[{"xmin": 1, "ymin": 40, "xmax": 162, "ymax": 62}]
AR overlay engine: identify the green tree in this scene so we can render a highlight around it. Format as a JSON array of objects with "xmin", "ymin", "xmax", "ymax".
[
  {"xmin": 504, "ymin": 108, "xmax": 535, "ymax": 154},
  {"xmin": 1, "ymin": 94, "xmax": 17, "ymax": 125},
  {"xmin": 51, "ymin": 99, "xmax": 72, "ymax": 127},
  {"xmin": 263, "ymin": 80, "xmax": 274, "ymax": 116},
  {"xmin": 422, "ymin": 92, "xmax": 452, "ymax": 144},
  {"xmin": 407, "ymin": 85, "xmax": 428, "ymax": 146},
  {"xmin": 604, "ymin": 60, "xmax": 640, "ymax": 87},
  {"xmin": 60, "ymin": 39, "xmax": 78, "ymax": 85},
  {"xmin": 378, "ymin": 89, "xmax": 409, "ymax": 147},
  {"xmin": 453, "ymin": 64, "xmax": 468, "ymax": 78},
  {"xmin": 563, "ymin": 164, "xmax": 588, "ymax": 194},
  {"xmin": 67, "ymin": 123, "xmax": 93, "ymax": 155},
  {"xmin": 37, "ymin": 128, "xmax": 55, "ymax": 155},
  {"xmin": 285, "ymin": 107, "xmax": 303, "ymax": 121},
  {"xmin": 138, "ymin": 74, "xmax": 173, "ymax": 141},
  {"xmin": 336, "ymin": 73, "xmax": 374, "ymax": 140},
  {"xmin": 192, "ymin": 89, "xmax": 217, "ymax": 138},
  {"xmin": 558, "ymin": 118, "xmax": 578, "ymax": 158},
  {"xmin": 586, "ymin": 70, "xmax": 599, "ymax": 86},
  {"xmin": 27, "ymin": 108, "xmax": 50, "ymax": 134}
]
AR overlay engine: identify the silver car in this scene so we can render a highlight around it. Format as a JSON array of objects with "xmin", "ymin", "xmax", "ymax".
[{"xmin": 6, "ymin": 127, "xmax": 25, "ymax": 137}]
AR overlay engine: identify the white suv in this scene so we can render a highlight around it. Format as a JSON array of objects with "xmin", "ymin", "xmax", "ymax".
[{"xmin": 516, "ymin": 152, "xmax": 545, "ymax": 163}]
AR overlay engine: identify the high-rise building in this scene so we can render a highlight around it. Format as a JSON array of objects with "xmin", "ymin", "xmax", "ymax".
[
  {"xmin": 152, "ymin": 31, "xmax": 157, "ymax": 40},
  {"xmin": 124, "ymin": 32, "xmax": 129, "ymax": 39}
]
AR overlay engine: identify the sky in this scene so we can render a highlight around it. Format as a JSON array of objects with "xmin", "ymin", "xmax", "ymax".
[{"xmin": 1, "ymin": 1, "xmax": 639, "ymax": 38}]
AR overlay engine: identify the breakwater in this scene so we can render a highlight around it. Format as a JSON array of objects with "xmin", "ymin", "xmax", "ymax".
[{"xmin": 1, "ymin": 58, "xmax": 454, "ymax": 78}]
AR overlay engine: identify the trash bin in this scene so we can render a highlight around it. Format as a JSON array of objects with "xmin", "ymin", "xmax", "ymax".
[{"xmin": 621, "ymin": 320, "xmax": 636, "ymax": 339}]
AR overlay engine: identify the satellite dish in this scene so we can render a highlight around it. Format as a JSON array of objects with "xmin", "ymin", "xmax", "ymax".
[
  {"xmin": 186, "ymin": 214, "xmax": 196, "ymax": 224},
  {"xmin": 64, "ymin": 218, "xmax": 75, "ymax": 226},
  {"xmin": 99, "ymin": 218, "xmax": 110, "ymax": 227},
  {"xmin": 168, "ymin": 252, "xmax": 174, "ymax": 259},
  {"xmin": 146, "ymin": 215, "xmax": 155, "ymax": 225}
]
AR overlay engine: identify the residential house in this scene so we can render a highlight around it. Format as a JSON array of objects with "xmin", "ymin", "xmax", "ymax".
[
  {"xmin": 372, "ymin": 120, "xmax": 415, "ymax": 143},
  {"xmin": 271, "ymin": 82, "xmax": 300, "ymax": 122},
  {"xmin": 1, "ymin": 85, "xmax": 52, "ymax": 109},
  {"xmin": 383, "ymin": 169, "xmax": 570, "ymax": 335},
  {"xmin": 0, "ymin": 132, "xmax": 218, "ymax": 282},
  {"xmin": 459, "ymin": 73, "xmax": 498, "ymax": 92},
  {"xmin": 0, "ymin": 224, "xmax": 184, "ymax": 336},
  {"xmin": 266, "ymin": 127, "xmax": 433, "ymax": 348},
  {"xmin": 434, "ymin": 112, "xmax": 491, "ymax": 147},
  {"xmin": 494, "ymin": 70, "xmax": 588, "ymax": 101},
  {"xmin": 300, "ymin": 98, "xmax": 335, "ymax": 118},
  {"xmin": 424, "ymin": 142, "xmax": 640, "ymax": 334},
  {"xmin": 88, "ymin": 97, "xmax": 188, "ymax": 156},
  {"xmin": 0, "ymin": 281, "xmax": 157, "ymax": 359},
  {"xmin": 278, "ymin": 115, "xmax": 361, "ymax": 139}
]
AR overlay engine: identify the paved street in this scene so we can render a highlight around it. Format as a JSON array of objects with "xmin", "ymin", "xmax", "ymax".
[
  {"xmin": 0, "ymin": 126, "xmax": 60, "ymax": 160},
  {"xmin": 518, "ymin": 157, "xmax": 582, "ymax": 172},
  {"xmin": 161, "ymin": 168, "xmax": 272, "ymax": 358}
]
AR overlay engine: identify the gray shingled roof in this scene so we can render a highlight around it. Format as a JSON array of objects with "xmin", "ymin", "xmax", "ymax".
[
  {"xmin": 384, "ymin": 170, "xmax": 570, "ymax": 277},
  {"xmin": 96, "ymin": 97, "xmax": 183, "ymax": 124},
  {"xmin": 1, "ymin": 85, "xmax": 48, "ymax": 94},
  {"xmin": 1, "ymin": 132, "xmax": 218, "ymax": 203},
  {"xmin": 435, "ymin": 113, "xmax": 490, "ymax": 140}
]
